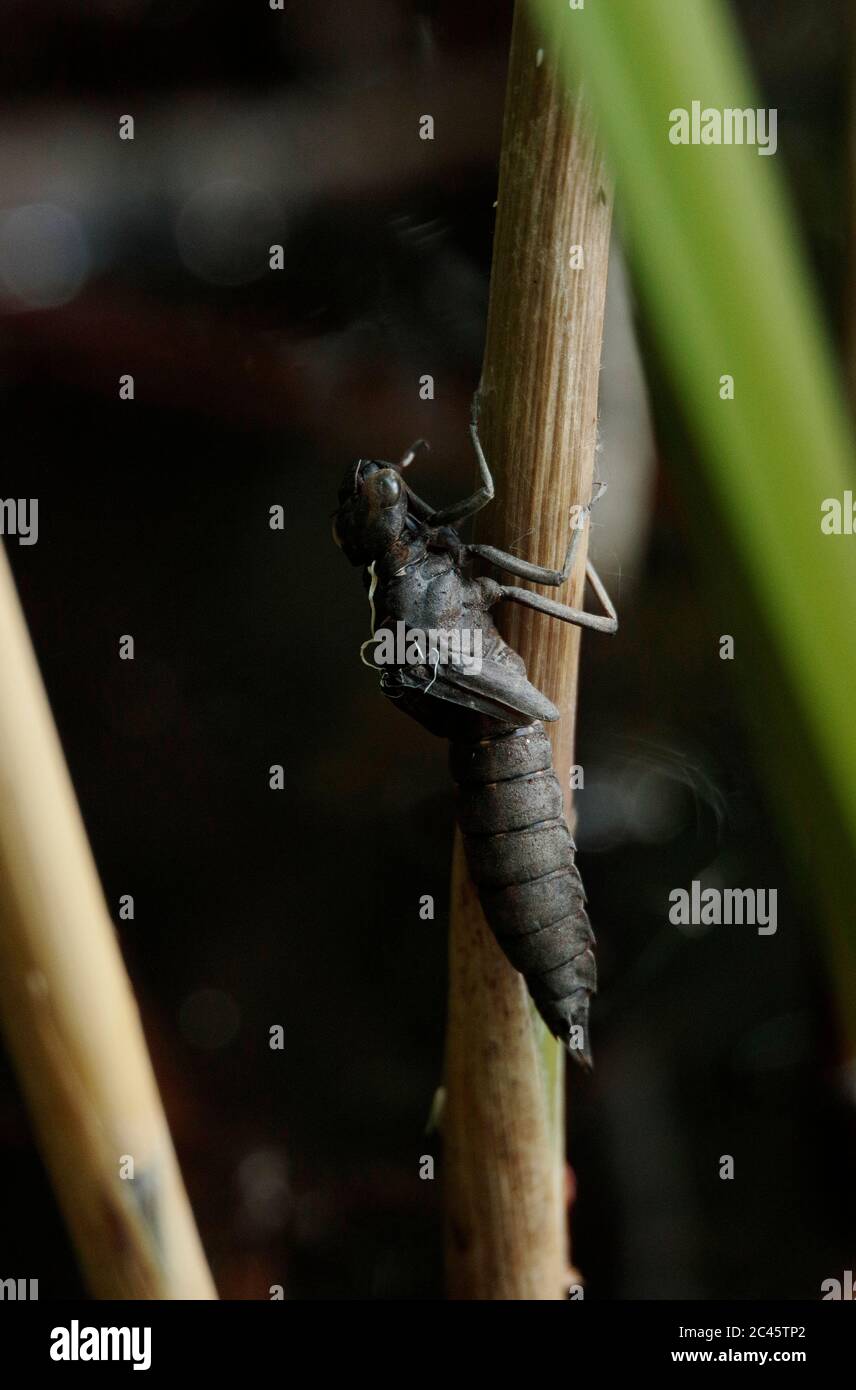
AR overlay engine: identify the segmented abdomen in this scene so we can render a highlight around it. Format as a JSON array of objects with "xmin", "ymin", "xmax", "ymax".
[{"xmin": 449, "ymin": 721, "xmax": 596, "ymax": 1068}]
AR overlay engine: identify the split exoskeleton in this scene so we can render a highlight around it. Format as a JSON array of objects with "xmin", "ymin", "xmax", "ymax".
[{"xmin": 333, "ymin": 395, "xmax": 617, "ymax": 1067}]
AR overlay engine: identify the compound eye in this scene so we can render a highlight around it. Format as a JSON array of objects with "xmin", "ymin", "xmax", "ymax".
[{"xmin": 375, "ymin": 471, "xmax": 402, "ymax": 507}]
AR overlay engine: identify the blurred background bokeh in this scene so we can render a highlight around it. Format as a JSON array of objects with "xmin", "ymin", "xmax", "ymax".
[{"xmin": 1, "ymin": 0, "xmax": 854, "ymax": 1298}]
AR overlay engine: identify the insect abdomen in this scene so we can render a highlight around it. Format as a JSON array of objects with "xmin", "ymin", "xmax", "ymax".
[{"xmin": 449, "ymin": 722, "xmax": 596, "ymax": 1068}]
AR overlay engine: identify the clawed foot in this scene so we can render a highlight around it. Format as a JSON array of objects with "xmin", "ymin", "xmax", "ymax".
[
  {"xmin": 589, "ymin": 477, "xmax": 608, "ymax": 510},
  {"xmin": 399, "ymin": 438, "xmax": 430, "ymax": 469}
]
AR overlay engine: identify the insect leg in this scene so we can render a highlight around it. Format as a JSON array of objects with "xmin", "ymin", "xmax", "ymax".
[
  {"xmin": 466, "ymin": 481, "xmax": 607, "ymax": 587},
  {"xmin": 404, "ymin": 485, "xmax": 438, "ymax": 521},
  {"xmin": 497, "ymin": 559, "xmax": 618, "ymax": 634},
  {"xmin": 399, "ymin": 438, "xmax": 430, "ymax": 470},
  {"xmin": 427, "ymin": 394, "xmax": 495, "ymax": 526}
]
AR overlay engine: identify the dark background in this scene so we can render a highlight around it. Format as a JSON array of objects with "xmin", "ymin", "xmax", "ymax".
[{"xmin": 1, "ymin": 0, "xmax": 854, "ymax": 1299}]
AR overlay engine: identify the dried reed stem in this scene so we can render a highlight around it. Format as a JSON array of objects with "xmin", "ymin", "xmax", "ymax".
[
  {"xmin": 0, "ymin": 545, "xmax": 216, "ymax": 1299},
  {"xmin": 444, "ymin": 1, "xmax": 613, "ymax": 1300}
]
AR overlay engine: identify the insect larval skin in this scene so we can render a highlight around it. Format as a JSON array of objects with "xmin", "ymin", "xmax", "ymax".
[
  {"xmin": 333, "ymin": 445, "xmax": 610, "ymax": 1070},
  {"xmin": 451, "ymin": 722, "xmax": 595, "ymax": 1069}
]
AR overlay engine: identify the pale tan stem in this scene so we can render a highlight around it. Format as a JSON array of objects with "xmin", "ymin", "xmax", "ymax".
[
  {"xmin": 0, "ymin": 544, "xmax": 216, "ymax": 1299},
  {"xmin": 444, "ymin": 1, "xmax": 613, "ymax": 1301}
]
